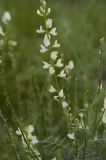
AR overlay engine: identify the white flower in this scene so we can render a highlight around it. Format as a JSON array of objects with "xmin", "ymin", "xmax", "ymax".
[
  {"xmin": 50, "ymin": 51, "xmax": 58, "ymax": 60},
  {"xmin": 36, "ymin": 26, "xmax": 45, "ymax": 33},
  {"xmin": 67, "ymin": 132, "xmax": 75, "ymax": 140},
  {"xmin": 51, "ymin": 157, "xmax": 56, "ymax": 160},
  {"xmin": 49, "ymin": 66, "xmax": 55, "ymax": 75},
  {"xmin": 100, "ymin": 37, "xmax": 104, "ymax": 44},
  {"xmin": 43, "ymin": 61, "xmax": 50, "ymax": 69},
  {"xmin": 54, "ymin": 96, "xmax": 59, "ymax": 101},
  {"xmin": 104, "ymin": 97, "xmax": 106, "ymax": 110},
  {"xmin": 40, "ymin": 45, "xmax": 48, "ymax": 53},
  {"xmin": 54, "ymin": 89, "xmax": 65, "ymax": 101},
  {"xmin": 55, "ymin": 59, "xmax": 63, "ymax": 68},
  {"xmin": 37, "ymin": 10, "xmax": 43, "ymax": 16},
  {"xmin": 26, "ymin": 125, "xmax": 34, "ymax": 139},
  {"xmin": 62, "ymin": 101, "xmax": 69, "ymax": 108},
  {"xmin": 49, "ymin": 85, "xmax": 56, "ymax": 93},
  {"xmin": 52, "ymin": 40, "xmax": 61, "ymax": 48},
  {"xmin": 2, "ymin": 11, "xmax": 11, "ymax": 24},
  {"xmin": 46, "ymin": 19, "xmax": 52, "ymax": 28},
  {"xmin": 8, "ymin": 40, "xmax": 17, "ymax": 46},
  {"xmin": 31, "ymin": 136, "xmax": 39, "ymax": 144},
  {"xmin": 50, "ymin": 27, "xmax": 57, "ymax": 36},
  {"xmin": 16, "ymin": 127, "xmax": 21, "ymax": 135},
  {"xmin": 65, "ymin": 60, "xmax": 74, "ymax": 73},
  {"xmin": 68, "ymin": 60, "xmax": 74, "ymax": 70},
  {"xmin": 44, "ymin": 34, "xmax": 50, "ymax": 47},
  {"xmin": 40, "ymin": 0, "xmax": 46, "ymax": 7},
  {"xmin": 102, "ymin": 111, "xmax": 106, "ymax": 124},
  {"xmin": 46, "ymin": 8, "xmax": 51, "ymax": 16},
  {"xmin": 0, "ymin": 26, "xmax": 5, "ymax": 36},
  {"xmin": 27, "ymin": 125, "xmax": 34, "ymax": 133},
  {"xmin": 58, "ymin": 69, "xmax": 66, "ymax": 78},
  {"xmin": 59, "ymin": 89, "xmax": 64, "ymax": 98}
]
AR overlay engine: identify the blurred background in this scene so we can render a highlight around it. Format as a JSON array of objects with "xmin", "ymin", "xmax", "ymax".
[{"xmin": 0, "ymin": 0, "xmax": 106, "ymax": 159}]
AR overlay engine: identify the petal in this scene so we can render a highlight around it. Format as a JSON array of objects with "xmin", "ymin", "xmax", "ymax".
[
  {"xmin": 49, "ymin": 85, "xmax": 56, "ymax": 93},
  {"xmin": 46, "ymin": 19, "xmax": 52, "ymax": 28},
  {"xmin": 49, "ymin": 66, "xmax": 55, "ymax": 75},
  {"xmin": 67, "ymin": 132, "xmax": 75, "ymax": 140},
  {"xmin": 55, "ymin": 59, "xmax": 63, "ymax": 68},
  {"xmin": 28, "ymin": 125, "xmax": 34, "ymax": 133},
  {"xmin": 44, "ymin": 34, "xmax": 50, "ymax": 47},
  {"xmin": 37, "ymin": 10, "xmax": 43, "ymax": 16},
  {"xmin": 50, "ymin": 51, "xmax": 58, "ymax": 60},
  {"xmin": 50, "ymin": 27, "xmax": 57, "ymax": 36},
  {"xmin": 2, "ymin": 11, "xmax": 11, "ymax": 24},
  {"xmin": 43, "ymin": 61, "xmax": 50, "ymax": 69}
]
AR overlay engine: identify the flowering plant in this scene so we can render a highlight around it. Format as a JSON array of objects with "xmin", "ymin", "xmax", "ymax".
[{"xmin": 0, "ymin": 0, "xmax": 106, "ymax": 160}]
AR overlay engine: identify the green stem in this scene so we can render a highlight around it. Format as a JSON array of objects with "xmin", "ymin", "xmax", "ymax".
[
  {"xmin": 88, "ymin": 109, "xmax": 105, "ymax": 140},
  {"xmin": 98, "ymin": 38, "xmax": 104, "ymax": 93},
  {"xmin": 0, "ymin": 110, "xmax": 20, "ymax": 160},
  {"xmin": 82, "ymin": 129, "xmax": 87, "ymax": 160}
]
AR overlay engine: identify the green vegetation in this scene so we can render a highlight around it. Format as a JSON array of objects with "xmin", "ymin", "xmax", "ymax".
[{"xmin": 0, "ymin": 0, "xmax": 106, "ymax": 159}]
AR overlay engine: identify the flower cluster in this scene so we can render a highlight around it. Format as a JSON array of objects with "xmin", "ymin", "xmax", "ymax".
[
  {"xmin": 0, "ymin": 11, "xmax": 11, "ymax": 37},
  {"xmin": 16, "ymin": 125, "xmax": 39, "ymax": 146},
  {"xmin": 0, "ymin": 12, "xmax": 17, "ymax": 48},
  {"xmin": 36, "ymin": 0, "xmax": 74, "ymax": 108},
  {"xmin": 0, "ymin": 11, "xmax": 17, "ymax": 66},
  {"xmin": 0, "ymin": 11, "xmax": 12, "ymax": 51},
  {"xmin": 16, "ymin": 125, "xmax": 41, "ymax": 160},
  {"xmin": 2, "ymin": 11, "xmax": 11, "ymax": 24}
]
